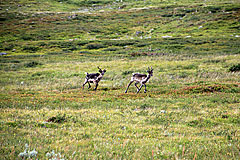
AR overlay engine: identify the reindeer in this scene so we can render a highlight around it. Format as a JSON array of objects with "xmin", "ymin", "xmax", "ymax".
[
  {"xmin": 125, "ymin": 67, "xmax": 153, "ymax": 93},
  {"xmin": 83, "ymin": 67, "xmax": 106, "ymax": 91}
]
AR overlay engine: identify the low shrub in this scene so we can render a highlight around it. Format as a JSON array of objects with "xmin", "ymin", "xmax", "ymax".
[
  {"xmin": 187, "ymin": 118, "xmax": 218, "ymax": 128},
  {"xmin": 103, "ymin": 47, "xmax": 119, "ymax": 51},
  {"xmin": 3, "ymin": 44, "xmax": 14, "ymax": 51},
  {"xmin": 178, "ymin": 84, "xmax": 239, "ymax": 94},
  {"xmin": 122, "ymin": 70, "xmax": 134, "ymax": 75},
  {"xmin": 47, "ymin": 51, "xmax": 63, "ymax": 55},
  {"xmin": 229, "ymin": 64, "xmax": 240, "ymax": 72},
  {"xmin": 20, "ymin": 34, "xmax": 34, "ymax": 41},
  {"xmin": 79, "ymin": 51, "xmax": 92, "ymax": 54},
  {"xmin": 22, "ymin": 46, "xmax": 39, "ymax": 53},
  {"xmin": 86, "ymin": 43, "xmax": 105, "ymax": 49},
  {"xmin": 47, "ymin": 114, "xmax": 67, "ymax": 123},
  {"xmin": 24, "ymin": 61, "xmax": 42, "ymax": 68}
]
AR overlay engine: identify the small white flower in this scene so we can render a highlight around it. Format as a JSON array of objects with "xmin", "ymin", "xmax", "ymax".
[
  {"xmin": 25, "ymin": 143, "xmax": 29, "ymax": 148},
  {"xmin": 58, "ymin": 153, "xmax": 62, "ymax": 158},
  {"xmin": 162, "ymin": 35, "xmax": 172, "ymax": 38},
  {"xmin": 19, "ymin": 149, "xmax": 28, "ymax": 158},
  {"xmin": 29, "ymin": 149, "xmax": 38, "ymax": 157},
  {"xmin": 160, "ymin": 110, "xmax": 166, "ymax": 113},
  {"xmin": 46, "ymin": 152, "xmax": 52, "ymax": 157}
]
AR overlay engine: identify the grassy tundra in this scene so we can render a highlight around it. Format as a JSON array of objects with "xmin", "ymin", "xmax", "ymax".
[{"xmin": 0, "ymin": 0, "xmax": 240, "ymax": 159}]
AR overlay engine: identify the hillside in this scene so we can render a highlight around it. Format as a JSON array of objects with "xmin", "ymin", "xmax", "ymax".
[{"xmin": 1, "ymin": 0, "xmax": 240, "ymax": 55}]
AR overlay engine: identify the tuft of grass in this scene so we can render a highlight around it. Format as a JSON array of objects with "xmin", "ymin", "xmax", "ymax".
[{"xmin": 47, "ymin": 114, "xmax": 67, "ymax": 123}]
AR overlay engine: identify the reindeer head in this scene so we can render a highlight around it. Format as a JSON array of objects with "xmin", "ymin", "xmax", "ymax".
[
  {"xmin": 147, "ymin": 66, "xmax": 153, "ymax": 76},
  {"xmin": 98, "ymin": 67, "xmax": 107, "ymax": 75}
]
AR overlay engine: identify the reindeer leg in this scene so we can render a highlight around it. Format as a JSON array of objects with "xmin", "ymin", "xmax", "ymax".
[
  {"xmin": 135, "ymin": 82, "xmax": 139, "ymax": 91},
  {"xmin": 87, "ymin": 82, "xmax": 91, "ymax": 89},
  {"xmin": 137, "ymin": 84, "xmax": 144, "ymax": 93},
  {"xmin": 125, "ymin": 81, "xmax": 134, "ymax": 93},
  {"xmin": 94, "ymin": 83, "xmax": 98, "ymax": 91},
  {"xmin": 82, "ymin": 79, "xmax": 88, "ymax": 89},
  {"xmin": 144, "ymin": 84, "xmax": 147, "ymax": 93}
]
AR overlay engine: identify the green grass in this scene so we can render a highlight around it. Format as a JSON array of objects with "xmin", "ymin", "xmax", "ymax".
[
  {"xmin": 1, "ymin": 54, "xmax": 239, "ymax": 159},
  {"xmin": 0, "ymin": 0, "xmax": 240, "ymax": 159}
]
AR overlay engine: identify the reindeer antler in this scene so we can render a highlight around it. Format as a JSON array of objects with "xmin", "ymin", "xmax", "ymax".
[{"xmin": 97, "ymin": 66, "xmax": 102, "ymax": 72}]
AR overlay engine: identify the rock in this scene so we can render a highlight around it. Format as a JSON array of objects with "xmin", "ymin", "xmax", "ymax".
[{"xmin": 0, "ymin": 52, "xmax": 7, "ymax": 55}]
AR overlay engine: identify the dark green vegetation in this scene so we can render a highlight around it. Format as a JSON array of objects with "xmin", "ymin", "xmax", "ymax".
[{"xmin": 0, "ymin": 0, "xmax": 240, "ymax": 159}]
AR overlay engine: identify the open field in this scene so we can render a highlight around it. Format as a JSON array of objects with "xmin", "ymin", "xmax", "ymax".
[{"xmin": 0, "ymin": 0, "xmax": 240, "ymax": 159}]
